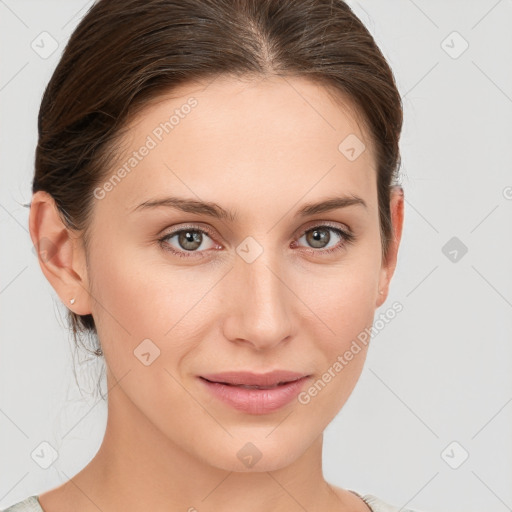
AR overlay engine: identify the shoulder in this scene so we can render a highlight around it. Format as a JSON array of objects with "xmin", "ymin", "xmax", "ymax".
[
  {"xmin": 2, "ymin": 492, "xmax": 431, "ymax": 512},
  {"xmin": 350, "ymin": 490, "xmax": 429, "ymax": 512},
  {"xmin": 1, "ymin": 496, "xmax": 44, "ymax": 512}
]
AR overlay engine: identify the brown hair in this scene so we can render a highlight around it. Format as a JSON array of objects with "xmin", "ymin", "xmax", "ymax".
[{"xmin": 32, "ymin": 0, "xmax": 403, "ymax": 360}]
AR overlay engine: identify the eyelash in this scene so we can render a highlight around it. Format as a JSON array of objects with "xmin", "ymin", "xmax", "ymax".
[{"xmin": 157, "ymin": 223, "xmax": 356, "ymax": 259}]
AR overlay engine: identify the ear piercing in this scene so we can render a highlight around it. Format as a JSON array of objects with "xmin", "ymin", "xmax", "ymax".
[{"xmin": 379, "ymin": 290, "xmax": 384, "ymax": 295}]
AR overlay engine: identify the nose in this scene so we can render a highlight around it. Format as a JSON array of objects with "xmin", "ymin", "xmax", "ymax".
[{"xmin": 221, "ymin": 246, "xmax": 295, "ymax": 351}]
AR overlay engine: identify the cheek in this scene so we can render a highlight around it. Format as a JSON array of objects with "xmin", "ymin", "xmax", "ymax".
[
  {"xmin": 86, "ymin": 239, "xmax": 165, "ymax": 360},
  {"xmin": 302, "ymin": 248, "xmax": 379, "ymax": 339},
  {"xmin": 310, "ymin": 277, "xmax": 374, "ymax": 372},
  {"xmin": 87, "ymin": 240, "xmax": 215, "ymax": 370},
  {"xmin": 89, "ymin": 253, "xmax": 156, "ymax": 335},
  {"xmin": 295, "ymin": 249, "xmax": 378, "ymax": 404},
  {"xmin": 298, "ymin": 284, "xmax": 374, "ymax": 422}
]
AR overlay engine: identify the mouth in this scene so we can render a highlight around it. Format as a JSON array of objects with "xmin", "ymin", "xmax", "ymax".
[
  {"xmin": 199, "ymin": 376, "xmax": 302, "ymax": 390},
  {"xmin": 198, "ymin": 372, "xmax": 312, "ymax": 414},
  {"xmin": 199, "ymin": 370, "xmax": 310, "ymax": 389}
]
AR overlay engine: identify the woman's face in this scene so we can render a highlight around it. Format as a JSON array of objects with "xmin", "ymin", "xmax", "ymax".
[{"xmin": 69, "ymin": 75, "xmax": 401, "ymax": 471}]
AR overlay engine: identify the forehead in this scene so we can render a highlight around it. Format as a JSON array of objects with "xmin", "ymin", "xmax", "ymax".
[{"xmin": 100, "ymin": 75, "xmax": 377, "ymax": 218}]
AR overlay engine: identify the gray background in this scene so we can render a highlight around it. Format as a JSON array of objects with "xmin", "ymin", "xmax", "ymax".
[{"xmin": 1, "ymin": 1, "xmax": 511, "ymax": 511}]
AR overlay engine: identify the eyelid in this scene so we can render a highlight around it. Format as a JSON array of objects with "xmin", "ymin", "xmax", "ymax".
[
  {"xmin": 292, "ymin": 221, "xmax": 355, "ymax": 254},
  {"xmin": 159, "ymin": 220, "xmax": 355, "ymax": 258},
  {"xmin": 157, "ymin": 223, "xmax": 220, "ymax": 257},
  {"xmin": 160, "ymin": 220, "xmax": 351, "ymax": 243},
  {"xmin": 294, "ymin": 219, "xmax": 352, "ymax": 239},
  {"xmin": 160, "ymin": 222, "xmax": 217, "ymax": 240}
]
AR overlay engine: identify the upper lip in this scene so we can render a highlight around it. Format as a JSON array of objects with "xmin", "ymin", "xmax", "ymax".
[{"xmin": 200, "ymin": 370, "xmax": 309, "ymax": 387}]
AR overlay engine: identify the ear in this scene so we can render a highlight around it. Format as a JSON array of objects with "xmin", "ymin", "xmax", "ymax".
[
  {"xmin": 29, "ymin": 190, "xmax": 92, "ymax": 316},
  {"xmin": 376, "ymin": 185, "xmax": 404, "ymax": 308}
]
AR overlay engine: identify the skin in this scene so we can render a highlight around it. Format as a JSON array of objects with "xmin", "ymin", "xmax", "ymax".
[{"xmin": 30, "ymin": 75, "xmax": 404, "ymax": 512}]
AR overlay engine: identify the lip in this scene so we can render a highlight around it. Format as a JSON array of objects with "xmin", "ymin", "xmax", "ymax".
[
  {"xmin": 198, "ymin": 371, "xmax": 311, "ymax": 414},
  {"xmin": 200, "ymin": 370, "xmax": 308, "ymax": 387}
]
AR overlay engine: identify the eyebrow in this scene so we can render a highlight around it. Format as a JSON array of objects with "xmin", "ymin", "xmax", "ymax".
[{"xmin": 131, "ymin": 194, "xmax": 367, "ymax": 221}]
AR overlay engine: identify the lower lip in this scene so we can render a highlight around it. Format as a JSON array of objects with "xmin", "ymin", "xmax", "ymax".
[{"xmin": 199, "ymin": 376, "xmax": 310, "ymax": 414}]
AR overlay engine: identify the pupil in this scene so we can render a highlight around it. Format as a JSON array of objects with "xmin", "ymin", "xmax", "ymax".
[
  {"xmin": 180, "ymin": 230, "xmax": 202, "ymax": 250},
  {"xmin": 307, "ymin": 228, "xmax": 330, "ymax": 248}
]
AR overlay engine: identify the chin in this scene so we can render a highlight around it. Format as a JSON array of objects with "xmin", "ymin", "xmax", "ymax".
[
  {"xmin": 215, "ymin": 452, "xmax": 303, "ymax": 473},
  {"xmin": 198, "ymin": 430, "xmax": 313, "ymax": 473}
]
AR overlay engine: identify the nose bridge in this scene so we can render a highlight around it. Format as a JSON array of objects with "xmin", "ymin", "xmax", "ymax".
[{"xmin": 222, "ymin": 239, "xmax": 294, "ymax": 348}]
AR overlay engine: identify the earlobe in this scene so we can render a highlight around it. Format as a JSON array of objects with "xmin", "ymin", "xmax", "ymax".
[
  {"xmin": 376, "ymin": 186, "xmax": 404, "ymax": 307},
  {"xmin": 29, "ymin": 190, "xmax": 92, "ymax": 315}
]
